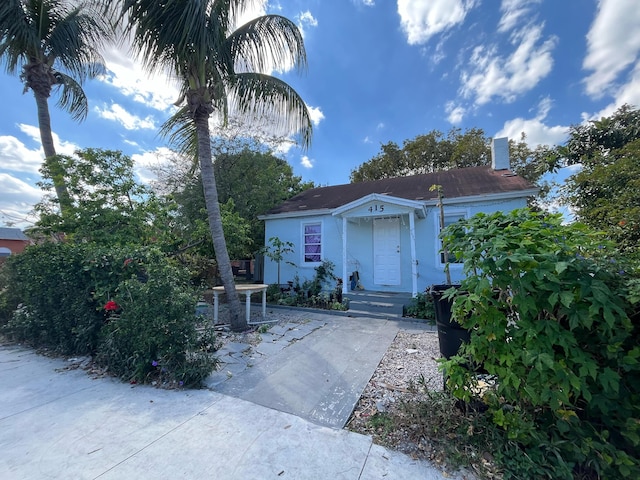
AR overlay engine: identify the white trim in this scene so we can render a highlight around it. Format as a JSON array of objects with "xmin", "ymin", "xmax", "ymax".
[
  {"xmin": 332, "ymin": 193, "xmax": 427, "ymax": 218},
  {"xmin": 409, "ymin": 211, "xmax": 417, "ymax": 297},
  {"xmin": 342, "ymin": 217, "xmax": 348, "ymax": 294}
]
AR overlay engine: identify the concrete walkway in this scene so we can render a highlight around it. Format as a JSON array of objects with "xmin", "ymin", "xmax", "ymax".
[
  {"xmin": 208, "ymin": 315, "xmax": 401, "ymax": 428},
  {"xmin": 0, "ymin": 312, "xmax": 463, "ymax": 480}
]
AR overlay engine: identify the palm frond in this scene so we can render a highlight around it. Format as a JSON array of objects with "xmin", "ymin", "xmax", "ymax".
[
  {"xmin": 53, "ymin": 71, "xmax": 88, "ymax": 120},
  {"xmin": 160, "ymin": 105, "xmax": 199, "ymax": 158},
  {"xmin": 229, "ymin": 73, "xmax": 312, "ymax": 150},
  {"xmin": 0, "ymin": 0, "xmax": 41, "ymax": 72},
  {"xmin": 227, "ymin": 15, "xmax": 307, "ymax": 75}
]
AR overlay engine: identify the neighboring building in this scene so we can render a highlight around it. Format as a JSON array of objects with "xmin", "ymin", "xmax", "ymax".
[
  {"xmin": 259, "ymin": 138, "xmax": 538, "ymax": 296},
  {"xmin": 0, "ymin": 227, "xmax": 31, "ymax": 261}
]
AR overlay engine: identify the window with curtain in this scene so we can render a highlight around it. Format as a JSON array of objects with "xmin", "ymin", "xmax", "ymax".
[{"xmin": 303, "ymin": 223, "xmax": 322, "ymax": 263}]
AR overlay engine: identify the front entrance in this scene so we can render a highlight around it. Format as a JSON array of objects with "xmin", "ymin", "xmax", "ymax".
[{"xmin": 373, "ymin": 217, "xmax": 401, "ymax": 286}]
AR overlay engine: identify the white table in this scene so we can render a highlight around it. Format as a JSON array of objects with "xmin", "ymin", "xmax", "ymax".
[{"xmin": 212, "ymin": 284, "xmax": 269, "ymax": 325}]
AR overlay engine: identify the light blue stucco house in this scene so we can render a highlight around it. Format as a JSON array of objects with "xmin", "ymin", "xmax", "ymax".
[{"xmin": 259, "ymin": 138, "xmax": 538, "ymax": 296}]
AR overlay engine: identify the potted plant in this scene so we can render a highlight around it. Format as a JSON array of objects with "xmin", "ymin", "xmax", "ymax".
[{"xmin": 429, "ymin": 184, "xmax": 470, "ymax": 359}]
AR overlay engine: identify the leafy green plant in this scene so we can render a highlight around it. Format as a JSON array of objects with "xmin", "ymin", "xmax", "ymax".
[
  {"xmin": 440, "ymin": 208, "xmax": 640, "ymax": 479},
  {"xmin": 96, "ymin": 256, "xmax": 218, "ymax": 387},
  {"xmin": 403, "ymin": 292, "xmax": 435, "ymax": 322},
  {"xmin": 3, "ymin": 242, "xmax": 219, "ymax": 387},
  {"xmin": 3, "ymin": 242, "xmax": 103, "ymax": 354}
]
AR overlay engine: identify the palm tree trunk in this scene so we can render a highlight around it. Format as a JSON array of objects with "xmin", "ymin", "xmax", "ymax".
[
  {"xmin": 194, "ymin": 112, "xmax": 245, "ymax": 331},
  {"xmin": 34, "ymin": 90, "xmax": 72, "ymax": 214}
]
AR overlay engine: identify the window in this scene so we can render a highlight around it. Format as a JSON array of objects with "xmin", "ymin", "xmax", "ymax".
[
  {"xmin": 0, "ymin": 247, "xmax": 11, "ymax": 258},
  {"xmin": 439, "ymin": 214, "xmax": 465, "ymax": 264},
  {"xmin": 303, "ymin": 223, "xmax": 322, "ymax": 263}
]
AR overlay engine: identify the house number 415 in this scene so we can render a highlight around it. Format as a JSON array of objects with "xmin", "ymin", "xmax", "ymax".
[{"xmin": 368, "ymin": 204, "xmax": 385, "ymax": 213}]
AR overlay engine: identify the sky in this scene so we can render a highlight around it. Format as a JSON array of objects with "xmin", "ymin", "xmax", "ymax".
[{"xmin": 1, "ymin": 0, "xmax": 639, "ymax": 228}]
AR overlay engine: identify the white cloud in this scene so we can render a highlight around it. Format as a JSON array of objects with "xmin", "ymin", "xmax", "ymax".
[
  {"xmin": 583, "ymin": 0, "xmax": 640, "ymax": 98},
  {"xmin": 0, "ymin": 173, "xmax": 43, "ymax": 228},
  {"xmin": 100, "ymin": 46, "xmax": 180, "ymax": 112},
  {"xmin": 95, "ymin": 103, "xmax": 157, "ymax": 131},
  {"xmin": 363, "ymin": 136, "xmax": 372, "ymax": 144},
  {"xmin": 131, "ymin": 147, "xmax": 176, "ymax": 185},
  {"xmin": 297, "ymin": 10, "xmax": 318, "ymax": 37},
  {"xmin": 445, "ymin": 102, "xmax": 466, "ymax": 124},
  {"xmin": 300, "ymin": 156, "xmax": 314, "ymax": 169},
  {"xmin": 0, "ymin": 136, "xmax": 43, "ymax": 174},
  {"xmin": 376, "ymin": 122, "xmax": 385, "ymax": 130},
  {"xmin": 307, "ymin": 105, "xmax": 325, "ymax": 126},
  {"xmin": 397, "ymin": 0, "xmax": 479, "ymax": 45},
  {"xmin": 495, "ymin": 97, "xmax": 569, "ymax": 147},
  {"xmin": 498, "ymin": 0, "xmax": 542, "ymax": 33},
  {"xmin": 0, "ymin": 125, "xmax": 80, "ymax": 175},
  {"xmin": 460, "ymin": 24, "xmax": 557, "ymax": 106}
]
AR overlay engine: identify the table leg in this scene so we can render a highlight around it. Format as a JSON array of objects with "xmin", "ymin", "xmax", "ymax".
[
  {"xmin": 262, "ymin": 288, "xmax": 266, "ymax": 319},
  {"xmin": 245, "ymin": 292, "xmax": 251, "ymax": 325},
  {"xmin": 213, "ymin": 291, "xmax": 219, "ymax": 323}
]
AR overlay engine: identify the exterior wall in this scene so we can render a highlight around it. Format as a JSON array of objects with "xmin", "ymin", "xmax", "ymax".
[
  {"xmin": 0, "ymin": 239, "xmax": 30, "ymax": 255},
  {"xmin": 263, "ymin": 196, "xmax": 529, "ymax": 293},
  {"xmin": 264, "ymin": 215, "xmax": 344, "ymax": 286}
]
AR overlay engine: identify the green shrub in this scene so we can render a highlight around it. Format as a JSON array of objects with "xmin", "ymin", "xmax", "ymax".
[
  {"xmin": 404, "ymin": 292, "xmax": 435, "ymax": 322},
  {"xmin": 96, "ymin": 256, "xmax": 218, "ymax": 387},
  {"xmin": 3, "ymin": 242, "xmax": 218, "ymax": 387},
  {"xmin": 441, "ymin": 209, "xmax": 640, "ymax": 479},
  {"xmin": 3, "ymin": 243, "xmax": 103, "ymax": 354}
]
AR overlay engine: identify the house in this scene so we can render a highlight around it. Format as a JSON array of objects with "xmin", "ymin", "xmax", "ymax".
[
  {"xmin": 259, "ymin": 138, "xmax": 538, "ymax": 296},
  {"xmin": 0, "ymin": 227, "xmax": 31, "ymax": 261}
]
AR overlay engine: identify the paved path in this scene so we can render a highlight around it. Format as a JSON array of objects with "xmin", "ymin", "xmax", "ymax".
[
  {"xmin": 0, "ymin": 341, "xmax": 466, "ymax": 480},
  {"xmin": 207, "ymin": 315, "xmax": 401, "ymax": 428}
]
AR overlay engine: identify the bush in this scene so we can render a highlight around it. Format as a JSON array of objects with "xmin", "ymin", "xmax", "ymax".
[
  {"xmin": 3, "ymin": 243, "xmax": 218, "ymax": 387},
  {"xmin": 403, "ymin": 292, "xmax": 435, "ymax": 322},
  {"xmin": 441, "ymin": 209, "xmax": 640, "ymax": 479},
  {"xmin": 96, "ymin": 252, "xmax": 218, "ymax": 387},
  {"xmin": 3, "ymin": 243, "xmax": 103, "ymax": 354}
]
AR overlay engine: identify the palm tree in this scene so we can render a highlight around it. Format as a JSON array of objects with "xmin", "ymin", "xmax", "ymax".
[
  {"xmin": 0, "ymin": 0, "xmax": 110, "ymax": 213},
  {"xmin": 111, "ymin": 0, "xmax": 312, "ymax": 331}
]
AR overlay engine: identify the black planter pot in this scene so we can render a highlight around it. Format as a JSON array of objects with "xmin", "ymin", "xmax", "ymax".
[{"xmin": 430, "ymin": 284, "xmax": 471, "ymax": 359}]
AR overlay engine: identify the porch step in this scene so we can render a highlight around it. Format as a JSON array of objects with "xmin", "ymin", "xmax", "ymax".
[{"xmin": 345, "ymin": 291, "xmax": 412, "ymax": 319}]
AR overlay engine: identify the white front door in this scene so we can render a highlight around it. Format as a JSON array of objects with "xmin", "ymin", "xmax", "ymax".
[{"xmin": 373, "ymin": 217, "xmax": 401, "ymax": 285}]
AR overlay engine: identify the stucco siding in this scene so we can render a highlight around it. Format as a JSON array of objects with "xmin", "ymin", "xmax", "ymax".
[{"xmin": 263, "ymin": 195, "xmax": 529, "ymax": 293}]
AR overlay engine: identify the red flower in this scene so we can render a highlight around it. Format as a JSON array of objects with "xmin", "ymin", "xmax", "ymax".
[
  {"xmin": 123, "ymin": 258, "xmax": 133, "ymax": 267},
  {"xmin": 104, "ymin": 300, "xmax": 120, "ymax": 311}
]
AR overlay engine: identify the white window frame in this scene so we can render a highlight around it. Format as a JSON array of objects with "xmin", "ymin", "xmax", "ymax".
[
  {"xmin": 435, "ymin": 209, "xmax": 468, "ymax": 267},
  {"xmin": 301, "ymin": 221, "xmax": 323, "ymax": 265}
]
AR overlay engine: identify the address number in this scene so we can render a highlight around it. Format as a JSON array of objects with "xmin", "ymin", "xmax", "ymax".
[{"xmin": 368, "ymin": 204, "xmax": 385, "ymax": 213}]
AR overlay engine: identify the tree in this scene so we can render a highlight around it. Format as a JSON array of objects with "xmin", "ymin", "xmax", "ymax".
[
  {"xmin": 34, "ymin": 148, "xmax": 171, "ymax": 246},
  {"xmin": 553, "ymin": 104, "xmax": 640, "ymax": 252},
  {"xmin": 152, "ymin": 141, "xmax": 312, "ymax": 261},
  {"xmin": 0, "ymin": 0, "xmax": 110, "ymax": 213},
  {"xmin": 350, "ymin": 128, "xmax": 490, "ymax": 182},
  {"xmin": 112, "ymin": 1, "xmax": 312, "ymax": 331}
]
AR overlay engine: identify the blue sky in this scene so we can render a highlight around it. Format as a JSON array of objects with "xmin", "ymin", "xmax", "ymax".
[{"xmin": 1, "ymin": 0, "xmax": 639, "ymax": 228}]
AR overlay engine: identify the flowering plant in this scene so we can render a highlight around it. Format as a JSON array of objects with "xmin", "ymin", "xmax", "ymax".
[{"xmin": 104, "ymin": 300, "xmax": 120, "ymax": 311}]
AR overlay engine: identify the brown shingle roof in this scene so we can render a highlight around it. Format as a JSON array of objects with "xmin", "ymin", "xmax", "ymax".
[{"xmin": 265, "ymin": 166, "xmax": 536, "ymax": 215}]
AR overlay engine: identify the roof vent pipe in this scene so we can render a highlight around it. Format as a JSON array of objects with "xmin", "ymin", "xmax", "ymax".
[{"xmin": 491, "ymin": 137, "xmax": 510, "ymax": 171}]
